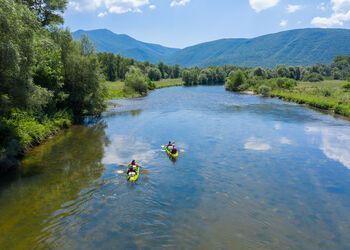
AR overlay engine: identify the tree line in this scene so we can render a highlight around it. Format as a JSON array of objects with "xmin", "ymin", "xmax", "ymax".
[
  {"xmin": 181, "ymin": 56, "xmax": 350, "ymax": 88},
  {"xmin": 98, "ymin": 53, "xmax": 181, "ymax": 82}
]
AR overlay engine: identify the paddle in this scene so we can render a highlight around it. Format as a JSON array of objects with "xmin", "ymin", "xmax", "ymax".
[
  {"xmin": 161, "ymin": 144, "xmax": 186, "ymax": 153},
  {"xmin": 116, "ymin": 164, "xmax": 149, "ymax": 175}
]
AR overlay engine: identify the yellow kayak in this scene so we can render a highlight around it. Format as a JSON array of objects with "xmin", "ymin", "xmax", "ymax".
[
  {"xmin": 164, "ymin": 146, "xmax": 179, "ymax": 158},
  {"xmin": 127, "ymin": 165, "xmax": 140, "ymax": 182}
]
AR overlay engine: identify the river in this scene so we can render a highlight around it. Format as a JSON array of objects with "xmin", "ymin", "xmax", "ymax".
[{"xmin": 1, "ymin": 86, "xmax": 350, "ymax": 249}]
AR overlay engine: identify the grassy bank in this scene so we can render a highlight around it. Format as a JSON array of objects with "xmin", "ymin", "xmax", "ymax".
[
  {"xmin": 0, "ymin": 111, "xmax": 72, "ymax": 172},
  {"xmin": 104, "ymin": 78, "xmax": 184, "ymax": 99},
  {"xmin": 270, "ymin": 80, "xmax": 350, "ymax": 118}
]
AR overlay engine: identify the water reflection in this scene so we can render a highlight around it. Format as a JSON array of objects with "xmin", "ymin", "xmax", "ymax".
[
  {"xmin": 102, "ymin": 135, "xmax": 157, "ymax": 165},
  {"xmin": 305, "ymin": 125, "xmax": 350, "ymax": 169},
  {"xmin": 244, "ymin": 137, "xmax": 271, "ymax": 151},
  {"xmin": 0, "ymin": 123, "xmax": 109, "ymax": 249}
]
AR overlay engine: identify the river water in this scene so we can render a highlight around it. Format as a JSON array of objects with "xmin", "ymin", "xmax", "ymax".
[{"xmin": 1, "ymin": 86, "xmax": 350, "ymax": 249}]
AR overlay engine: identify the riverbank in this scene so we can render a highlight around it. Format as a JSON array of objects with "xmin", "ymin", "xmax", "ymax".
[
  {"xmin": 104, "ymin": 78, "xmax": 184, "ymax": 99},
  {"xmin": 0, "ymin": 111, "xmax": 72, "ymax": 174},
  {"xmin": 270, "ymin": 80, "xmax": 350, "ymax": 118}
]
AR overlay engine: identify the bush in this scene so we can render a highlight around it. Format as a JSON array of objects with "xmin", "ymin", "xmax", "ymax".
[
  {"xmin": 342, "ymin": 82, "xmax": 350, "ymax": 91},
  {"xmin": 148, "ymin": 80, "xmax": 156, "ymax": 90},
  {"xmin": 124, "ymin": 67, "xmax": 149, "ymax": 95},
  {"xmin": 147, "ymin": 67, "xmax": 161, "ymax": 81},
  {"xmin": 225, "ymin": 70, "xmax": 246, "ymax": 91},
  {"xmin": 303, "ymin": 72, "xmax": 324, "ymax": 82},
  {"xmin": 258, "ymin": 85, "xmax": 271, "ymax": 97},
  {"xmin": 275, "ymin": 78, "xmax": 297, "ymax": 89}
]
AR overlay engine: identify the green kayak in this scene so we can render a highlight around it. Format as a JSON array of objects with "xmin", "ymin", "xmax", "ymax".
[
  {"xmin": 127, "ymin": 165, "xmax": 140, "ymax": 182},
  {"xmin": 164, "ymin": 146, "xmax": 179, "ymax": 158}
]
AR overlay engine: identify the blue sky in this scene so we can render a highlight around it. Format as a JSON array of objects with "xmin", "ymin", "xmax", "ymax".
[{"xmin": 64, "ymin": 0, "xmax": 350, "ymax": 48}]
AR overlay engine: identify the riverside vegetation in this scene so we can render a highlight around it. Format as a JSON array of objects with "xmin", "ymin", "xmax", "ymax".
[
  {"xmin": 181, "ymin": 56, "xmax": 350, "ymax": 118},
  {"xmin": 0, "ymin": 0, "xmax": 108, "ymax": 172}
]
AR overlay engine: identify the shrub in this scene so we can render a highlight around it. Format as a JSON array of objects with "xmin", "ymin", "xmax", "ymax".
[
  {"xmin": 258, "ymin": 85, "xmax": 271, "ymax": 97},
  {"xmin": 124, "ymin": 66, "xmax": 149, "ymax": 95},
  {"xmin": 303, "ymin": 72, "xmax": 324, "ymax": 82},
  {"xmin": 342, "ymin": 82, "xmax": 350, "ymax": 91},
  {"xmin": 275, "ymin": 78, "xmax": 297, "ymax": 89},
  {"xmin": 148, "ymin": 80, "xmax": 156, "ymax": 90},
  {"xmin": 225, "ymin": 70, "xmax": 246, "ymax": 91}
]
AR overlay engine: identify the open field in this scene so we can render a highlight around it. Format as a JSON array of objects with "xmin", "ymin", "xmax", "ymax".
[{"xmin": 271, "ymin": 80, "xmax": 350, "ymax": 118}]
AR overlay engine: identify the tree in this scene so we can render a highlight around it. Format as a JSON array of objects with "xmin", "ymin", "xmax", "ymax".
[
  {"xmin": 225, "ymin": 70, "xmax": 246, "ymax": 91},
  {"xmin": 60, "ymin": 31, "xmax": 106, "ymax": 118},
  {"xmin": 125, "ymin": 67, "xmax": 149, "ymax": 95},
  {"xmin": 147, "ymin": 67, "xmax": 161, "ymax": 81},
  {"xmin": 172, "ymin": 64, "xmax": 181, "ymax": 78},
  {"xmin": 98, "ymin": 53, "xmax": 118, "ymax": 81},
  {"xmin": 22, "ymin": 0, "xmax": 68, "ymax": 26}
]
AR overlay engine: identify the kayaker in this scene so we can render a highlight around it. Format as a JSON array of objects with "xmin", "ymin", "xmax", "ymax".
[
  {"xmin": 171, "ymin": 147, "xmax": 178, "ymax": 155},
  {"xmin": 127, "ymin": 160, "xmax": 137, "ymax": 176},
  {"xmin": 167, "ymin": 141, "xmax": 174, "ymax": 150}
]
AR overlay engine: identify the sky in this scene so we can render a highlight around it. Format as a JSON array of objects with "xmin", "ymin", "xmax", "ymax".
[{"xmin": 64, "ymin": 0, "xmax": 350, "ymax": 48}]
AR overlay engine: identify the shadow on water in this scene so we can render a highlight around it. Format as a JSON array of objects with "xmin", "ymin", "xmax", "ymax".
[{"xmin": 0, "ymin": 122, "xmax": 109, "ymax": 249}]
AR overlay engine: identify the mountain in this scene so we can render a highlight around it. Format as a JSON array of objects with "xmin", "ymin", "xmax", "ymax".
[
  {"xmin": 73, "ymin": 28, "xmax": 350, "ymax": 68},
  {"xmin": 165, "ymin": 28, "xmax": 350, "ymax": 67},
  {"xmin": 72, "ymin": 29, "xmax": 179, "ymax": 63}
]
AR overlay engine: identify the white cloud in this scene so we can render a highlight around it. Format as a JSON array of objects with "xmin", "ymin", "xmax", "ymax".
[
  {"xmin": 318, "ymin": 2, "xmax": 328, "ymax": 11},
  {"xmin": 149, "ymin": 4, "xmax": 156, "ymax": 9},
  {"xmin": 286, "ymin": 4, "xmax": 302, "ymax": 13},
  {"xmin": 312, "ymin": 0, "xmax": 350, "ymax": 27},
  {"xmin": 68, "ymin": 0, "xmax": 150, "ymax": 14},
  {"xmin": 98, "ymin": 11, "xmax": 107, "ymax": 17},
  {"xmin": 280, "ymin": 19, "xmax": 288, "ymax": 27},
  {"xmin": 170, "ymin": 0, "xmax": 190, "ymax": 7},
  {"xmin": 244, "ymin": 137, "xmax": 271, "ymax": 151},
  {"xmin": 249, "ymin": 0, "xmax": 279, "ymax": 12}
]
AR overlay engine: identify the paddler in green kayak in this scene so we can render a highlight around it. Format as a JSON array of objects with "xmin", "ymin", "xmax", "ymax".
[
  {"xmin": 127, "ymin": 160, "xmax": 138, "ymax": 176},
  {"xmin": 166, "ymin": 141, "xmax": 174, "ymax": 150}
]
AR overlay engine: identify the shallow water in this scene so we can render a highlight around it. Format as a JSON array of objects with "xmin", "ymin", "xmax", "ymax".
[{"xmin": 1, "ymin": 86, "xmax": 350, "ymax": 249}]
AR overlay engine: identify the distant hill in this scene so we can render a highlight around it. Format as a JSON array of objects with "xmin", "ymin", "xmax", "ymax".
[
  {"xmin": 72, "ymin": 29, "xmax": 179, "ymax": 63},
  {"xmin": 165, "ymin": 28, "xmax": 350, "ymax": 67},
  {"xmin": 73, "ymin": 28, "xmax": 350, "ymax": 68}
]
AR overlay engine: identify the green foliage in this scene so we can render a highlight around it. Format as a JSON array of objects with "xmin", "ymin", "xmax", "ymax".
[
  {"xmin": 0, "ymin": 110, "xmax": 71, "ymax": 170},
  {"xmin": 258, "ymin": 85, "xmax": 271, "ymax": 97},
  {"xmin": 225, "ymin": 70, "xmax": 246, "ymax": 91},
  {"xmin": 147, "ymin": 67, "xmax": 162, "ymax": 81},
  {"xmin": 303, "ymin": 72, "xmax": 324, "ymax": 82},
  {"xmin": 182, "ymin": 68, "xmax": 200, "ymax": 86},
  {"xmin": 22, "ymin": 0, "xmax": 68, "ymax": 26},
  {"xmin": 0, "ymin": 1, "xmax": 106, "ymax": 171},
  {"xmin": 274, "ymin": 78, "xmax": 297, "ymax": 89},
  {"xmin": 342, "ymin": 82, "xmax": 350, "ymax": 91},
  {"xmin": 124, "ymin": 67, "xmax": 149, "ymax": 95},
  {"xmin": 148, "ymin": 80, "xmax": 156, "ymax": 90}
]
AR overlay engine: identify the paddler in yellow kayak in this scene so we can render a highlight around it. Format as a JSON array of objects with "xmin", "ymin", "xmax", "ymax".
[{"xmin": 127, "ymin": 160, "xmax": 138, "ymax": 177}]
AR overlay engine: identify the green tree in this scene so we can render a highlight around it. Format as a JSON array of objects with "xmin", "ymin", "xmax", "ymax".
[
  {"xmin": 124, "ymin": 66, "xmax": 149, "ymax": 95},
  {"xmin": 225, "ymin": 70, "xmax": 246, "ymax": 91},
  {"xmin": 60, "ymin": 33, "xmax": 106, "ymax": 118},
  {"xmin": 147, "ymin": 67, "xmax": 162, "ymax": 81},
  {"xmin": 98, "ymin": 53, "xmax": 118, "ymax": 81},
  {"xmin": 22, "ymin": 0, "xmax": 68, "ymax": 26}
]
